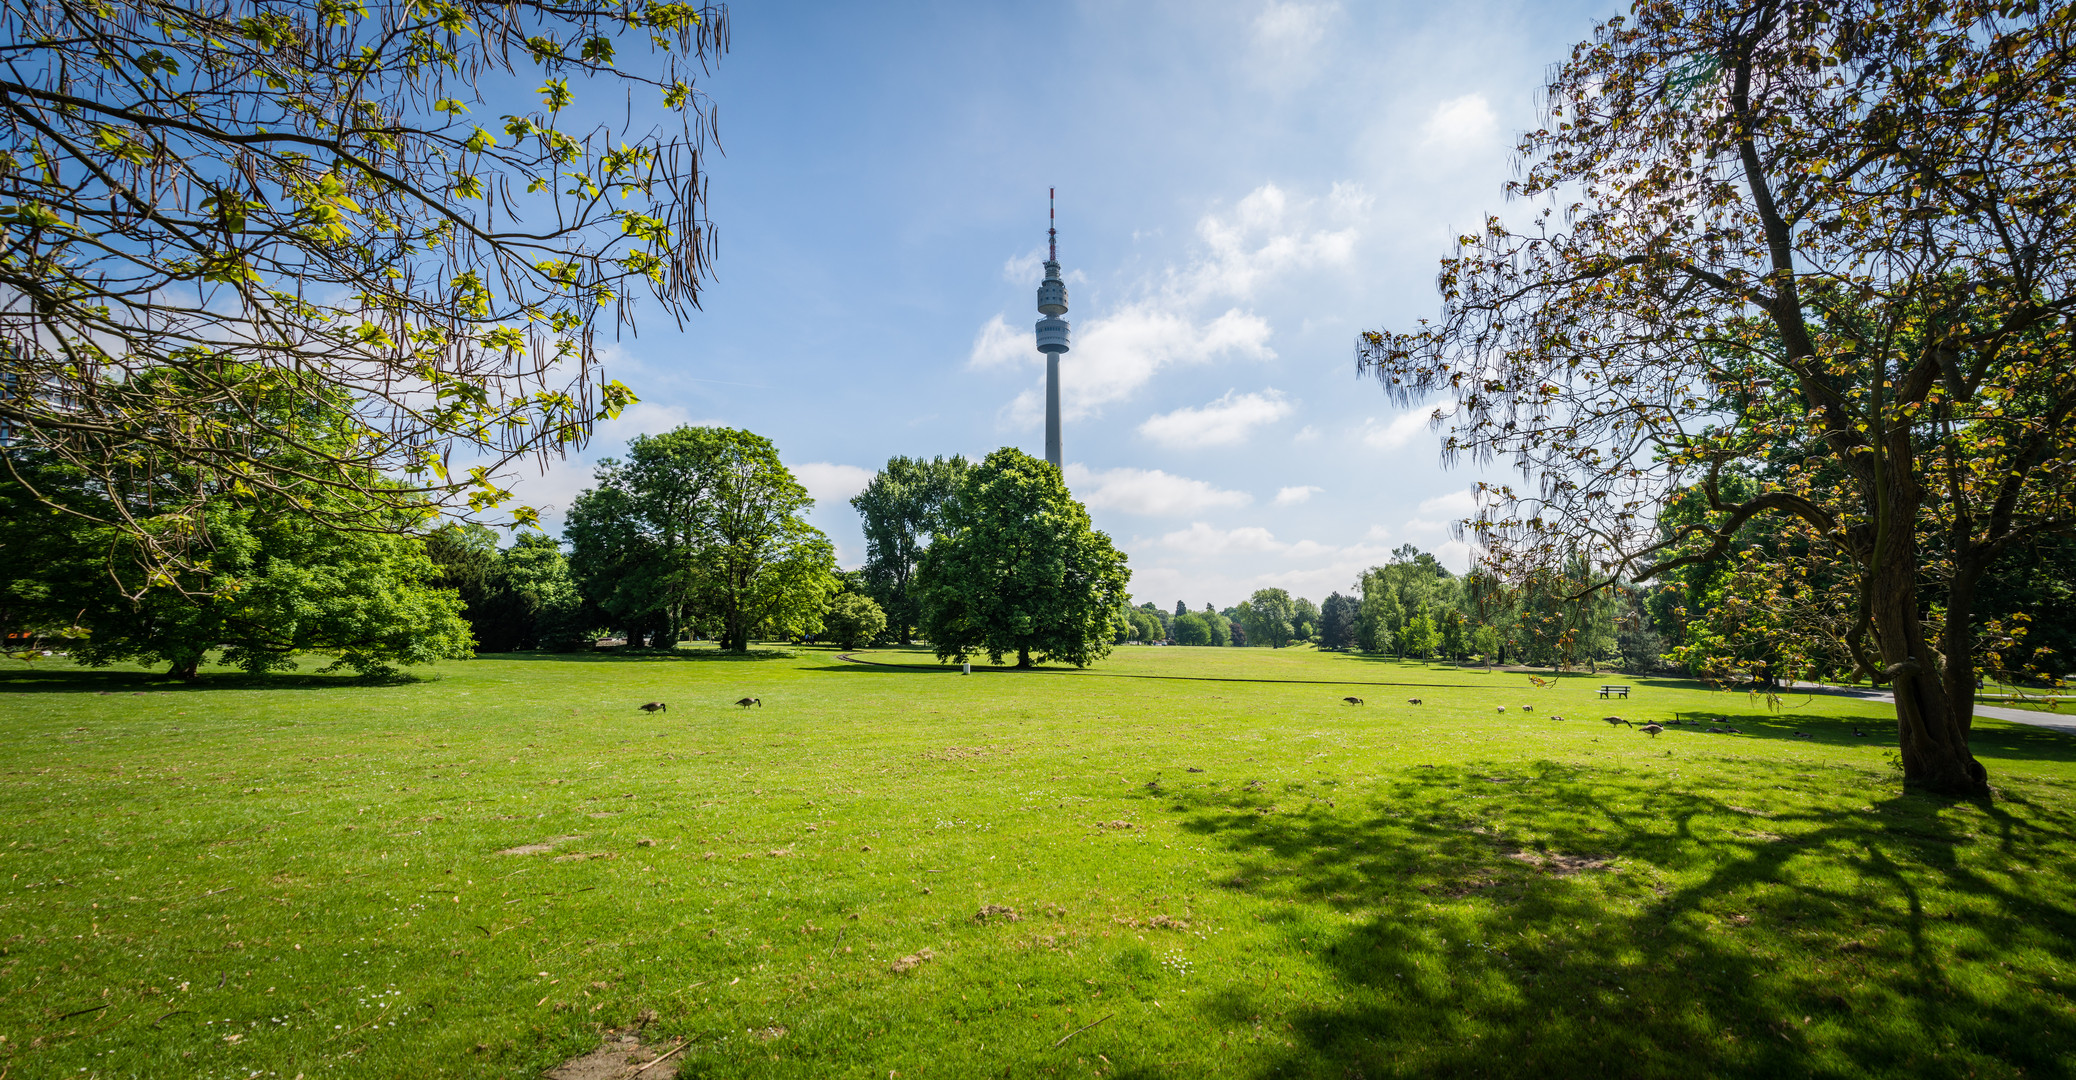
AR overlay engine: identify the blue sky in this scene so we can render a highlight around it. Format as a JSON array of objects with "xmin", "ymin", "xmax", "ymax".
[{"xmin": 513, "ymin": 0, "xmax": 1620, "ymax": 609}]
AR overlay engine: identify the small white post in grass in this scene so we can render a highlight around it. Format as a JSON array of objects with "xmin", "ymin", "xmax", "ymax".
[{"xmin": 962, "ymin": 661, "xmax": 971, "ymax": 675}]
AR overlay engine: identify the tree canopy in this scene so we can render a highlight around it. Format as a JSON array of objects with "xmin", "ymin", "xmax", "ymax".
[
  {"xmin": 851, "ymin": 455, "xmax": 969, "ymax": 645},
  {"xmin": 1241, "ymin": 589, "xmax": 1296, "ymax": 649},
  {"xmin": 426, "ymin": 525, "xmax": 591, "ymax": 652},
  {"xmin": 915, "ymin": 448, "xmax": 1130, "ymax": 669},
  {"xmin": 1357, "ymin": 0, "xmax": 2076, "ymax": 794},
  {"xmin": 0, "ymin": 0, "xmax": 727, "ymax": 579},
  {"xmin": 823, "ymin": 593, "xmax": 888, "ymax": 651},
  {"xmin": 565, "ymin": 427, "xmax": 836, "ymax": 651},
  {"xmin": 0, "ymin": 376, "xmax": 469, "ymax": 677}
]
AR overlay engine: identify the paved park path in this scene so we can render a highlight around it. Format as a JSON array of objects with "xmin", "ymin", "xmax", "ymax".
[{"xmin": 1793, "ymin": 683, "xmax": 2076, "ymax": 736}]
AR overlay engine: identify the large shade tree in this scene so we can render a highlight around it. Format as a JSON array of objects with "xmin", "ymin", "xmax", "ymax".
[
  {"xmin": 1242, "ymin": 588, "xmax": 1296, "ymax": 649},
  {"xmin": 565, "ymin": 426, "xmax": 836, "ymax": 651},
  {"xmin": 0, "ymin": 0, "xmax": 727, "ymax": 583},
  {"xmin": 1357, "ymin": 0, "xmax": 2076, "ymax": 795},
  {"xmin": 0, "ymin": 372, "xmax": 469, "ymax": 677},
  {"xmin": 851, "ymin": 455, "xmax": 970, "ymax": 644},
  {"xmin": 915, "ymin": 448, "xmax": 1130, "ymax": 669}
]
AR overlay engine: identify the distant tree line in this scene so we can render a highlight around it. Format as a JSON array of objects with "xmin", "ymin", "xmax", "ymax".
[{"xmin": 1091, "ymin": 542, "xmax": 1670, "ymax": 674}]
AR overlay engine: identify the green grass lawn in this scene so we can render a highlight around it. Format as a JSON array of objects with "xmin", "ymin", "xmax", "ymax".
[{"xmin": 3, "ymin": 644, "xmax": 2075, "ymax": 1079}]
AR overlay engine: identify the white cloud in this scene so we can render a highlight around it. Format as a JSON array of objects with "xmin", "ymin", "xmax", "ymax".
[
  {"xmin": 1433, "ymin": 539, "xmax": 1475, "ymax": 572},
  {"xmin": 1254, "ymin": 1, "xmax": 1335, "ymax": 49},
  {"xmin": 1273, "ymin": 485, "xmax": 1321, "ymax": 506},
  {"xmin": 1292, "ymin": 425, "xmax": 1321, "ymax": 443},
  {"xmin": 1157, "ymin": 521, "xmax": 1290, "ymax": 555},
  {"xmin": 1003, "ymin": 304, "xmax": 1276, "ymax": 426},
  {"xmin": 1248, "ymin": 2, "xmax": 1340, "ymax": 86},
  {"xmin": 980, "ymin": 181, "xmax": 1367, "ymax": 429},
  {"xmin": 1422, "ymin": 94, "xmax": 1497, "ymax": 150},
  {"xmin": 792, "ymin": 462, "xmax": 875, "ymax": 509},
  {"xmin": 1131, "ymin": 523, "xmax": 1404, "ymax": 604},
  {"xmin": 1182, "ymin": 183, "xmax": 1364, "ymax": 303},
  {"xmin": 1066, "ymin": 464, "xmax": 1252, "ymax": 516},
  {"xmin": 1417, "ymin": 489, "xmax": 1478, "ymax": 518},
  {"xmin": 1138, "ymin": 388, "xmax": 1293, "ymax": 447},
  {"xmin": 1397, "ymin": 489, "xmax": 1480, "ymax": 539},
  {"xmin": 968, "ymin": 313, "xmax": 1030, "ymax": 370},
  {"xmin": 1002, "ymin": 246, "xmax": 1046, "ymax": 285},
  {"xmin": 1363, "ymin": 406, "xmax": 1441, "ymax": 450}
]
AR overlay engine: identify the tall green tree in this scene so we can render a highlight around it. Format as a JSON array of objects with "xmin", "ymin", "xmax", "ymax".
[
  {"xmin": 565, "ymin": 431, "xmax": 708, "ymax": 647},
  {"xmin": 1318, "ymin": 592, "xmax": 1356, "ymax": 650},
  {"xmin": 0, "ymin": 1, "xmax": 728, "ymax": 579},
  {"xmin": 1356, "ymin": 0, "xmax": 2076, "ymax": 794},
  {"xmin": 823, "ymin": 593, "xmax": 888, "ymax": 651},
  {"xmin": 915, "ymin": 448, "xmax": 1130, "ymax": 669},
  {"xmin": 1291, "ymin": 596, "xmax": 1321, "ymax": 643},
  {"xmin": 851, "ymin": 456, "xmax": 970, "ymax": 644},
  {"xmin": 1242, "ymin": 589, "xmax": 1296, "ymax": 648},
  {"xmin": 1400, "ymin": 614, "xmax": 1438, "ymax": 659},
  {"xmin": 428, "ymin": 525, "xmax": 592, "ymax": 653},
  {"xmin": 566, "ymin": 427, "xmax": 837, "ymax": 651}
]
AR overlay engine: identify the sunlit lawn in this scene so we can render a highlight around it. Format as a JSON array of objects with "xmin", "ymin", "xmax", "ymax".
[{"xmin": 2, "ymin": 644, "xmax": 2074, "ymax": 1078}]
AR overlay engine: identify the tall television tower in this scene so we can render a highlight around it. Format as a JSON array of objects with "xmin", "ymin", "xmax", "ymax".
[{"xmin": 1035, "ymin": 189, "xmax": 1070, "ymax": 469}]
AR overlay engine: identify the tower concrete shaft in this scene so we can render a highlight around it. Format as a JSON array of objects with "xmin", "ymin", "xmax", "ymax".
[
  {"xmin": 1045, "ymin": 354, "xmax": 1061, "ymax": 467},
  {"xmin": 1035, "ymin": 190, "xmax": 1070, "ymax": 469}
]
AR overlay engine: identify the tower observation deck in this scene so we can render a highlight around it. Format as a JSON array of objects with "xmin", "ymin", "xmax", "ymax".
[{"xmin": 1035, "ymin": 189, "xmax": 1070, "ymax": 468}]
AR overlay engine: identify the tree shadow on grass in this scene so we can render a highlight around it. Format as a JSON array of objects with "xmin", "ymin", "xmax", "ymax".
[
  {"xmin": 480, "ymin": 647, "xmax": 798, "ymax": 663},
  {"xmin": 0, "ymin": 665, "xmax": 425, "ymax": 693},
  {"xmin": 1143, "ymin": 756, "xmax": 2076, "ymax": 1079}
]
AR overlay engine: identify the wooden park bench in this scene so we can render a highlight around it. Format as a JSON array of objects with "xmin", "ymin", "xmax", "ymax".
[{"xmin": 1598, "ymin": 685, "xmax": 1631, "ymax": 699}]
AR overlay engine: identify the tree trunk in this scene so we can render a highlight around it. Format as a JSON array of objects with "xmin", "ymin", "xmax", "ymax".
[
  {"xmin": 1017, "ymin": 646, "xmax": 1032, "ymax": 669},
  {"xmin": 1870, "ymin": 483, "xmax": 1987, "ymax": 796},
  {"xmin": 168, "ymin": 656, "xmax": 199, "ymax": 680}
]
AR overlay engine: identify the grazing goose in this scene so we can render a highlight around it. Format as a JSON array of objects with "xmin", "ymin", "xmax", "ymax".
[
  {"xmin": 1603, "ymin": 716, "xmax": 1633, "ymax": 728},
  {"xmin": 1343, "ymin": 696, "xmax": 1365, "ymax": 705},
  {"xmin": 638, "ymin": 702, "xmax": 667, "ymax": 713},
  {"xmin": 1640, "ymin": 723, "xmax": 1664, "ymax": 737},
  {"xmin": 735, "ymin": 697, "xmax": 762, "ymax": 708}
]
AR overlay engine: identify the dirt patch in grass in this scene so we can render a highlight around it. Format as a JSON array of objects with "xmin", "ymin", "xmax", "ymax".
[
  {"xmin": 1505, "ymin": 850, "xmax": 1613, "ymax": 875},
  {"xmin": 1113, "ymin": 913, "xmax": 1190, "ymax": 930},
  {"xmin": 891, "ymin": 947, "xmax": 935, "ymax": 972},
  {"xmin": 1420, "ymin": 876, "xmax": 1501, "ymax": 898},
  {"xmin": 543, "ymin": 1029, "xmax": 683, "ymax": 1079},
  {"xmin": 498, "ymin": 834, "xmax": 586, "ymax": 856}
]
